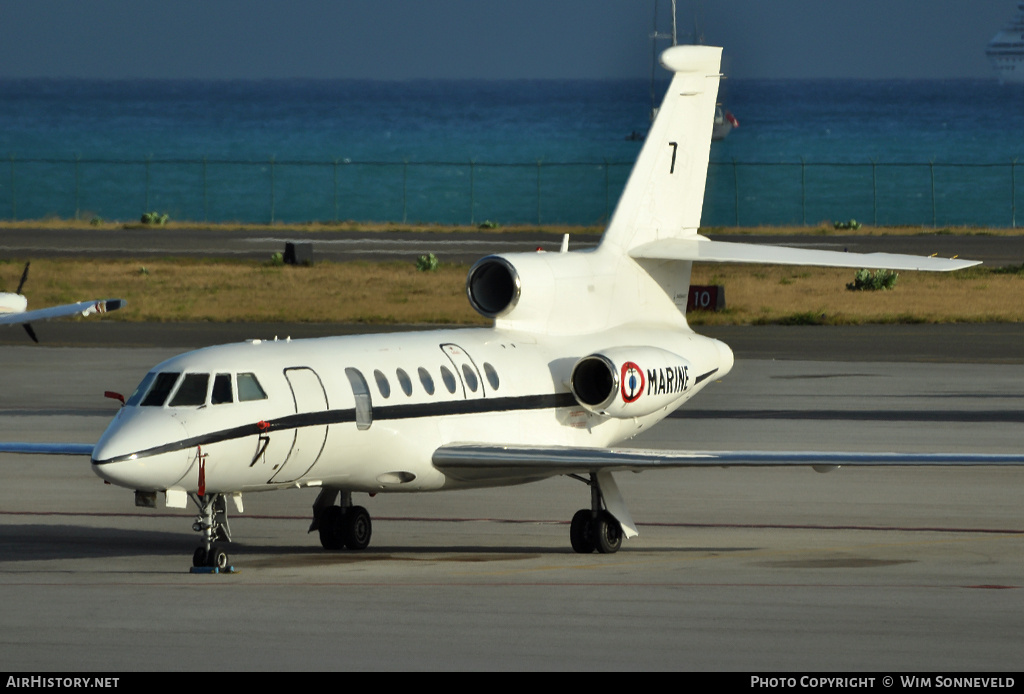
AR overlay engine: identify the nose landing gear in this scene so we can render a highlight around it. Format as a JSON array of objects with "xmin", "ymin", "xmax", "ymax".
[{"xmin": 189, "ymin": 492, "xmax": 233, "ymax": 572}]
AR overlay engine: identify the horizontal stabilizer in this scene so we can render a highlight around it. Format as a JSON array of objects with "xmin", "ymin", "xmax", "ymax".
[
  {"xmin": 434, "ymin": 444, "xmax": 1024, "ymax": 484},
  {"xmin": 629, "ymin": 238, "xmax": 980, "ymax": 271}
]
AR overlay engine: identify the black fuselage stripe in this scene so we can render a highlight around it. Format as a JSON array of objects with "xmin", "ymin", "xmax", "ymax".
[
  {"xmin": 93, "ymin": 392, "xmax": 578, "ymax": 464},
  {"xmin": 694, "ymin": 368, "xmax": 718, "ymax": 385}
]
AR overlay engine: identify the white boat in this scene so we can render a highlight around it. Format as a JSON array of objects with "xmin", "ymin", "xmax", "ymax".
[
  {"xmin": 986, "ymin": 3, "xmax": 1024, "ymax": 84},
  {"xmin": 712, "ymin": 105, "xmax": 739, "ymax": 141},
  {"xmin": 638, "ymin": 0, "xmax": 738, "ymax": 141}
]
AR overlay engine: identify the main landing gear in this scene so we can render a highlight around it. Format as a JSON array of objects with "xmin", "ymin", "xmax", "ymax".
[
  {"xmin": 568, "ymin": 473, "xmax": 624, "ymax": 554},
  {"xmin": 310, "ymin": 489, "xmax": 372, "ymax": 551},
  {"xmin": 190, "ymin": 492, "xmax": 232, "ymax": 570}
]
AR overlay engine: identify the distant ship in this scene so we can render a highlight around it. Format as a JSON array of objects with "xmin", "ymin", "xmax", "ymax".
[
  {"xmin": 632, "ymin": 0, "xmax": 738, "ymax": 141},
  {"xmin": 986, "ymin": 3, "xmax": 1024, "ymax": 84},
  {"xmin": 712, "ymin": 105, "xmax": 739, "ymax": 141}
]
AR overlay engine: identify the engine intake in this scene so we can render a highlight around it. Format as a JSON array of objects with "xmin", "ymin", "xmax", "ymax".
[
  {"xmin": 569, "ymin": 347, "xmax": 695, "ymax": 418},
  {"xmin": 466, "ymin": 256, "xmax": 520, "ymax": 318},
  {"xmin": 570, "ymin": 354, "xmax": 618, "ymax": 411}
]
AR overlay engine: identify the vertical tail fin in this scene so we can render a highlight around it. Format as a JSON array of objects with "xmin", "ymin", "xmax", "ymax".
[{"xmin": 600, "ymin": 46, "xmax": 722, "ymax": 255}]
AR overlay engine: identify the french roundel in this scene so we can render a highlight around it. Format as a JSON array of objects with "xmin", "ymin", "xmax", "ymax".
[{"xmin": 620, "ymin": 362, "xmax": 644, "ymax": 403}]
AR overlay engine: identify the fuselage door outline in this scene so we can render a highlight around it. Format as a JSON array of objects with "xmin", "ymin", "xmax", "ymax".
[{"xmin": 267, "ymin": 367, "xmax": 329, "ymax": 484}]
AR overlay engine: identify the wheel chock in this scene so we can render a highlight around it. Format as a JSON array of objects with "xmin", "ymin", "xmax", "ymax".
[{"xmin": 189, "ymin": 565, "xmax": 239, "ymax": 575}]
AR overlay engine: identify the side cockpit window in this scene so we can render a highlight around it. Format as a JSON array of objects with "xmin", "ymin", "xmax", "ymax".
[
  {"xmin": 140, "ymin": 372, "xmax": 180, "ymax": 407},
  {"xmin": 170, "ymin": 373, "xmax": 209, "ymax": 407},
  {"xmin": 237, "ymin": 373, "xmax": 268, "ymax": 402}
]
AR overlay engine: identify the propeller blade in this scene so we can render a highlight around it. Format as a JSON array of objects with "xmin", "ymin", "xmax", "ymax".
[
  {"xmin": 16, "ymin": 262, "xmax": 29, "ymax": 295},
  {"xmin": 22, "ymin": 322, "xmax": 38, "ymax": 343}
]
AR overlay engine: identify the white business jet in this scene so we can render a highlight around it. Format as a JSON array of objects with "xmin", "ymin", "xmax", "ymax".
[
  {"xmin": 3, "ymin": 46, "xmax": 1021, "ymax": 570},
  {"xmin": 0, "ymin": 261, "xmax": 125, "ymax": 342}
]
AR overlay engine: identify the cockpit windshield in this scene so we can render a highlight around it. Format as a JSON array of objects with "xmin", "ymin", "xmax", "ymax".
[
  {"xmin": 169, "ymin": 373, "xmax": 210, "ymax": 407},
  {"xmin": 139, "ymin": 372, "xmax": 180, "ymax": 407},
  {"xmin": 128, "ymin": 370, "xmax": 266, "ymax": 407},
  {"xmin": 125, "ymin": 372, "xmax": 157, "ymax": 407}
]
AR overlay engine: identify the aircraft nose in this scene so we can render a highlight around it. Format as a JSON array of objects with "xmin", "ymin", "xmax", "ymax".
[{"xmin": 91, "ymin": 411, "xmax": 193, "ymax": 492}]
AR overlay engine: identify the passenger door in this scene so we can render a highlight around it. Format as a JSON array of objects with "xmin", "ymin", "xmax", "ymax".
[{"xmin": 267, "ymin": 367, "xmax": 329, "ymax": 484}]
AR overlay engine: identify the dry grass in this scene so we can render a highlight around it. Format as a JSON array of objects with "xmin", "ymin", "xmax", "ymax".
[
  {"xmin": 688, "ymin": 265, "xmax": 1024, "ymax": 325},
  {"xmin": 3, "ymin": 257, "xmax": 1023, "ymax": 326},
  {"xmin": 0, "ymin": 258, "xmax": 486, "ymax": 325}
]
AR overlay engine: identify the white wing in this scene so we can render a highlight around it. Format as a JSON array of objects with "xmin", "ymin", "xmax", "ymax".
[
  {"xmin": 0, "ymin": 298, "xmax": 125, "ymax": 327},
  {"xmin": 433, "ymin": 445, "xmax": 1024, "ymax": 484},
  {"xmin": 0, "ymin": 443, "xmax": 95, "ymax": 456}
]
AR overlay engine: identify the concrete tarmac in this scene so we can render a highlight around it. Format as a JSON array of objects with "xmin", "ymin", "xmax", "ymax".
[{"xmin": 1, "ymin": 334, "xmax": 1021, "ymax": 671}]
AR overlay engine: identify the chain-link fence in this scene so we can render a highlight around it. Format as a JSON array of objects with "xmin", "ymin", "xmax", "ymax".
[{"xmin": 4, "ymin": 156, "xmax": 1021, "ymax": 227}]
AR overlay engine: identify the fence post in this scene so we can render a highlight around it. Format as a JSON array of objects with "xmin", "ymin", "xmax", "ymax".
[
  {"xmin": 536, "ymin": 160, "xmax": 542, "ymax": 225},
  {"xmin": 800, "ymin": 158, "xmax": 806, "ymax": 225},
  {"xmin": 469, "ymin": 160, "xmax": 475, "ymax": 226},
  {"xmin": 74, "ymin": 153, "xmax": 81, "ymax": 220},
  {"xmin": 8, "ymin": 154, "xmax": 14, "ymax": 220},
  {"xmin": 604, "ymin": 158, "xmax": 610, "ymax": 222},
  {"xmin": 929, "ymin": 161, "xmax": 936, "ymax": 227},
  {"xmin": 1012, "ymin": 159, "xmax": 1017, "ymax": 229},
  {"xmin": 871, "ymin": 159, "xmax": 877, "ymax": 226},
  {"xmin": 732, "ymin": 159, "xmax": 739, "ymax": 226},
  {"xmin": 402, "ymin": 161, "xmax": 408, "ymax": 224},
  {"xmin": 270, "ymin": 156, "xmax": 276, "ymax": 225},
  {"xmin": 202, "ymin": 157, "xmax": 208, "ymax": 222},
  {"xmin": 333, "ymin": 159, "xmax": 339, "ymax": 223}
]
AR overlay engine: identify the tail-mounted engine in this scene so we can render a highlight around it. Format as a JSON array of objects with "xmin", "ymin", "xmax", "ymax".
[
  {"xmin": 569, "ymin": 346, "xmax": 694, "ymax": 418},
  {"xmin": 466, "ymin": 256, "xmax": 522, "ymax": 318},
  {"xmin": 465, "ymin": 252, "xmax": 627, "ymax": 334}
]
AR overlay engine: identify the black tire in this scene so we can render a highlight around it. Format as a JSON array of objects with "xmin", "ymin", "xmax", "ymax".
[
  {"xmin": 570, "ymin": 509, "xmax": 595, "ymax": 554},
  {"xmin": 192, "ymin": 547, "xmax": 208, "ymax": 568},
  {"xmin": 318, "ymin": 505, "xmax": 344, "ymax": 550},
  {"xmin": 593, "ymin": 511, "xmax": 623, "ymax": 554},
  {"xmin": 207, "ymin": 546, "xmax": 229, "ymax": 570},
  {"xmin": 342, "ymin": 506, "xmax": 372, "ymax": 550}
]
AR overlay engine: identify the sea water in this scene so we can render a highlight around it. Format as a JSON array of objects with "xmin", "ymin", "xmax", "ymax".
[{"xmin": 1, "ymin": 78, "xmax": 1023, "ymax": 226}]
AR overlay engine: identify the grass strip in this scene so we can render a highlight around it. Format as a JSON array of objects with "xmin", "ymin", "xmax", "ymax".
[{"xmin": 3, "ymin": 258, "xmax": 1023, "ymax": 326}]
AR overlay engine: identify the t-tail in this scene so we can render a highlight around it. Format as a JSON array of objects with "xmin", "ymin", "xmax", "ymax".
[
  {"xmin": 463, "ymin": 46, "xmax": 979, "ymax": 337},
  {"xmin": 599, "ymin": 46, "xmax": 723, "ymax": 256}
]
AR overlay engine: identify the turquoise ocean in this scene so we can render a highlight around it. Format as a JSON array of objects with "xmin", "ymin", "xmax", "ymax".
[{"xmin": 2, "ymin": 78, "xmax": 1024, "ymax": 227}]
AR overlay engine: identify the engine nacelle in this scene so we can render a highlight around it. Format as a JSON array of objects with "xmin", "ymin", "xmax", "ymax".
[
  {"xmin": 466, "ymin": 255, "xmax": 524, "ymax": 319},
  {"xmin": 569, "ymin": 346, "xmax": 694, "ymax": 418},
  {"xmin": 465, "ymin": 252, "xmax": 626, "ymax": 334}
]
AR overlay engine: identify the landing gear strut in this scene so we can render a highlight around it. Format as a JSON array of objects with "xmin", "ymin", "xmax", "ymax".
[
  {"xmin": 310, "ymin": 489, "xmax": 372, "ymax": 551},
  {"xmin": 190, "ymin": 492, "xmax": 232, "ymax": 569},
  {"xmin": 569, "ymin": 473, "xmax": 624, "ymax": 554}
]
